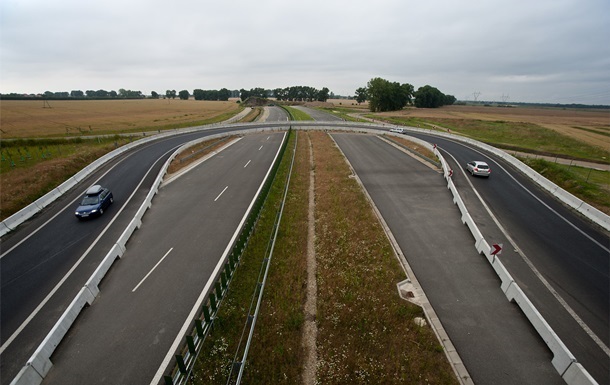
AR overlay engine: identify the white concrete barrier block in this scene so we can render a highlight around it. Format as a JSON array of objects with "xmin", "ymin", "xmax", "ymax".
[
  {"xmin": 505, "ymin": 283, "xmax": 575, "ymax": 375},
  {"xmin": 9, "ymin": 364, "xmax": 44, "ymax": 385},
  {"xmin": 491, "ymin": 259, "xmax": 515, "ymax": 293},
  {"xmin": 86, "ymin": 245, "xmax": 123, "ymax": 297},
  {"xmin": 562, "ymin": 362, "xmax": 598, "ymax": 385}
]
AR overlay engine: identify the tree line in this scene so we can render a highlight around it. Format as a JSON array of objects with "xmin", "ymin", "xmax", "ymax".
[
  {"xmin": 355, "ymin": 77, "xmax": 456, "ymax": 111},
  {"xmin": 234, "ymin": 86, "xmax": 330, "ymax": 102}
]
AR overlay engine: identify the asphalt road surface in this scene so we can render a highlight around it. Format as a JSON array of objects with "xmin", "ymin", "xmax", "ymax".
[
  {"xmin": 42, "ymin": 132, "xmax": 286, "ymax": 385},
  {"xmin": 332, "ymin": 133, "xmax": 564, "ymax": 385}
]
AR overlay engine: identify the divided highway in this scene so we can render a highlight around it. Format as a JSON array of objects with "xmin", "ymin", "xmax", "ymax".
[
  {"xmin": 0, "ymin": 108, "xmax": 289, "ymax": 384},
  {"xmin": 2, "ymin": 104, "xmax": 607, "ymax": 384}
]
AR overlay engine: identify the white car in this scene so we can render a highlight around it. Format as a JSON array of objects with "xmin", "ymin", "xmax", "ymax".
[
  {"xmin": 389, "ymin": 127, "xmax": 404, "ymax": 134},
  {"xmin": 466, "ymin": 161, "xmax": 491, "ymax": 177}
]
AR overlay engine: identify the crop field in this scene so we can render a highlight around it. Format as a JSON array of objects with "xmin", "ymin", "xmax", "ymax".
[
  {"xmin": 375, "ymin": 105, "xmax": 610, "ymax": 152},
  {"xmin": 0, "ymin": 99, "xmax": 242, "ymax": 138}
]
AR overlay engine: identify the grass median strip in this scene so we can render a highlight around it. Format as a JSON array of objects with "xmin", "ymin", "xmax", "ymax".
[{"xmin": 190, "ymin": 130, "xmax": 458, "ymax": 384}]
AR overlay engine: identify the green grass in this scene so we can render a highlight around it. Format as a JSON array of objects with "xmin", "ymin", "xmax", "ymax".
[
  {"xmin": 282, "ymin": 106, "xmax": 314, "ymax": 121},
  {"xmin": 0, "ymin": 137, "xmax": 129, "ymax": 174},
  {"xmin": 372, "ymin": 115, "xmax": 609, "ymax": 163},
  {"xmin": 191, "ymin": 131, "xmax": 307, "ymax": 384},
  {"xmin": 521, "ymin": 158, "xmax": 610, "ymax": 213},
  {"xmin": 317, "ymin": 107, "xmax": 370, "ymax": 122}
]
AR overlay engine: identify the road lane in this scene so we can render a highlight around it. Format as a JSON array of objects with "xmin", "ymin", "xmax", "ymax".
[
  {"xmin": 332, "ymin": 133, "xmax": 563, "ymax": 385},
  {"xmin": 403, "ymin": 132, "xmax": 609, "ymax": 383},
  {"xmin": 42, "ymin": 132, "xmax": 285, "ymax": 385},
  {"xmin": 0, "ymin": 126, "xmax": 284, "ymax": 385}
]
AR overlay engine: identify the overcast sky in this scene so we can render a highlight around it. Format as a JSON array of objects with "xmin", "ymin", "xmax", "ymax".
[{"xmin": 1, "ymin": 0, "xmax": 609, "ymax": 104}]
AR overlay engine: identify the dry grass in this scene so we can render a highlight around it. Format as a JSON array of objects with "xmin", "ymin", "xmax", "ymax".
[
  {"xmin": 191, "ymin": 130, "xmax": 458, "ymax": 384},
  {"xmin": 311, "ymin": 131, "xmax": 456, "ymax": 384},
  {"xmin": 166, "ymin": 137, "xmax": 236, "ymax": 175},
  {"xmin": 0, "ymin": 99, "xmax": 242, "ymax": 138},
  {"xmin": 378, "ymin": 105, "xmax": 610, "ymax": 151},
  {"xmin": 0, "ymin": 138, "xmax": 131, "ymax": 219}
]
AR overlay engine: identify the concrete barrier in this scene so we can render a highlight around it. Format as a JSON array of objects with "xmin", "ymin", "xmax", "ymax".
[
  {"xmin": 12, "ymin": 286, "xmax": 97, "ymax": 385},
  {"xmin": 563, "ymin": 362, "xmax": 598, "ymax": 385},
  {"xmin": 505, "ymin": 282, "xmax": 575, "ymax": 375},
  {"xmin": 85, "ymin": 243, "xmax": 126, "ymax": 297},
  {"xmin": 434, "ymin": 147, "xmax": 597, "ymax": 385}
]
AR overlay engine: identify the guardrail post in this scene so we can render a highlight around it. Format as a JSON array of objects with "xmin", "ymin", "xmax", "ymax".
[
  {"xmin": 215, "ymin": 282, "xmax": 223, "ymax": 300},
  {"xmin": 175, "ymin": 354, "xmax": 187, "ymax": 374},
  {"xmin": 225, "ymin": 263, "xmax": 232, "ymax": 279},
  {"xmin": 195, "ymin": 319, "xmax": 204, "ymax": 338},
  {"xmin": 186, "ymin": 335, "xmax": 196, "ymax": 355},
  {"xmin": 209, "ymin": 293, "xmax": 217, "ymax": 312},
  {"xmin": 221, "ymin": 270, "xmax": 228, "ymax": 290},
  {"xmin": 203, "ymin": 305, "xmax": 212, "ymax": 323}
]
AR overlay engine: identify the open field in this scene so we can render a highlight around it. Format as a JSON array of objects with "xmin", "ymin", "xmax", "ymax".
[
  {"xmin": 376, "ymin": 105, "xmax": 610, "ymax": 152},
  {"xmin": 0, "ymin": 99, "xmax": 242, "ymax": 138}
]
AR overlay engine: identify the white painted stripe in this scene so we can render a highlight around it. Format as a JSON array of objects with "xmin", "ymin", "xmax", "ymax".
[
  {"xmin": 258, "ymin": 145, "xmax": 263, "ymax": 151},
  {"xmin": 149, "ymin": 131, "xmax": 288, "ymax": 385},
  {"xmin": 0, "ymin": 146, "xmax": 176, "ymax": 355},
  {"xmin": 132, "ymin": 248, "xmax": 173, "ymax": 292},
  {"xmin": 244, "ymin": 160, "xmax": 251, "ymax": 168},
  {"xmin": 214, "ymin": 186, "xmax": 228, "ymax": 202}
]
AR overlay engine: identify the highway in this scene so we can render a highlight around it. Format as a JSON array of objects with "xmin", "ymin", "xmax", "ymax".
[
  {"xmin": 332, "ymin": 133, "xmax": 563, "ymax": 384},
  {"xmin": 42, "ymin": 132, "xmax": 286, "ymax": 385},
  {"xmin": 0, "ymin": 107, "xmax": 290, "ymax": 385},
  {"xmin": 2, "ymin": 104, "xmax": 607, "ymax": 384}
]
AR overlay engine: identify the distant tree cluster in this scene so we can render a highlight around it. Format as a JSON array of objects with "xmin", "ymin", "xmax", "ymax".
[
  {"xmin": 0, "ymin": 88, "xmax": 145, "ymax": 100},
  {"xmin": 356, "ymin": 77, "xmax": 455, "ymax": 111},
  {"xmin": 239, "ymin": 86, "xmax": 330, "ymax": 102},
  {"xmin": 413, "ymin": 85, "xmax": 456, "ymax": 108},
  {"xmin": 193, "ymin": 88, "xmax": 231, "ymax": 101}
]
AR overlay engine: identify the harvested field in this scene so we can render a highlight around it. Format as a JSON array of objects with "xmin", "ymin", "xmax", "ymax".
[
  {"xmin": 0, "ymin": 99, "xmax": 242, "ymax": 138},
  {"xmin": 378, "ymin": 105, "xmax": 610, "ymax": 150}
]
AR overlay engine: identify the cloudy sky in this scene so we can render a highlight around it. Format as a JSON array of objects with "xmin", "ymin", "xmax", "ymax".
[{"xmin": 1, "ymin": 0, "xmax": 609, "ymax": 104}]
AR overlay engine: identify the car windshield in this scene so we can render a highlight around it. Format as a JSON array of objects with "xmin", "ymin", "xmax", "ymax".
[{"xmin": 81, "ymin": 195, "xmax": 100, "ymax": 205}]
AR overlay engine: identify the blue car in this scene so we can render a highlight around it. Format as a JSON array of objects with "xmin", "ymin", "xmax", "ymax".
[{"xmin": 75, "ymin": 185, "xmax": 114, "ymax": 219}]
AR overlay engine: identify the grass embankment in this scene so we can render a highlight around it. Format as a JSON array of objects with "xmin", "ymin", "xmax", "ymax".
[
  {"xmin": 521, "ymin": 158, "xmax": 610, "ymax": 214},
  {"xmin": 191, "ymin": 131, "xmax": 457, "ymax": 384},
  {"xmin": 282, "ymin": 106, "xmax": 314, "ymax": 121},
  {"xmin": 371, "ymin": 115, "xmax": 609, "ymax": 163},
  {"xmin": 0, "ymin": 137, "xmax": 132, "ymax": 220},
  {"xmin": 239, "ymin": 107, "xmax": 263, "ymax": 123}
]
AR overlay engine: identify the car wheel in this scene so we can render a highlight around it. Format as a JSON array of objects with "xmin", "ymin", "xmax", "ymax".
[
  {"xmin": 99, "ymin": 208, "xmax": 104, "ymax": 215},
  {"xmin": 110, "ymin": 197, "xmax": 114, "ymax": 204}
]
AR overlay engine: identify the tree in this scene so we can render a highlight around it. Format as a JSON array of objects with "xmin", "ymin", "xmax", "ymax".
[
  {"xmin": 151, "ymin": 91, "xmax": 159, "ymax": 99},
  {"xmin": 218, "ymin": 88, "xmax": 231, "ymax": 101},
  {"xmin": 355, "ymin": 87, "xmax": 368, "ymax": 104},
  {"xmin": 239, "ymin": 88, "xmax": 250, "ymax": 101},
  {"xmin": 413, "ymin": 85, "xmax": 445, "ymax": 108},
  {"xmin": 366, "ymin": 77, "xmax": 413, "ymax": 112},
  {"xmin": 178, "ymin": 90, "xmax": 190, "ymax": 100},
  {"xmin": 317, "ymin": 87, "xmax": 330, "ymax": 102},
  {"xmin": 71, "ymin": 90, "xmax": 84, "ymax": 98},
  {"xmin": 166, "ymin": 90, "xmax": 176, "ymax": 99}
]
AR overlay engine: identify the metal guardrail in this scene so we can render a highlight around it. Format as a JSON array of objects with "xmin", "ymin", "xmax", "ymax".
[{"xmin": 162, "ymin": 129, "xmax": 291, "ymax": 385}]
